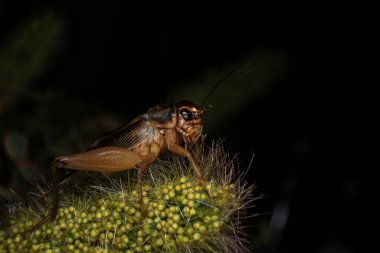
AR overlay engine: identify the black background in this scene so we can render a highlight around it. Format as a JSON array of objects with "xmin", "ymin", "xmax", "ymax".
[{"xmin": 0, "ymin": 1, "xmax": 367, "ymax": 252}]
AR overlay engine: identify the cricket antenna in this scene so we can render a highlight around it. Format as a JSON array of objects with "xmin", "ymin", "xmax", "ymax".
[
  {"xmin": 200, "ymin": 103, "xmax": 213, "ymax": 114},
  {"xmin": 200, "ymin": 55, "xmax": 257, "ymax": 108}
]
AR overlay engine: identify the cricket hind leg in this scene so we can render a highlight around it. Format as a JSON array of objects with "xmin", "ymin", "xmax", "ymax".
[
  {"xmin": 26, "ymin": 161, "xmax": 61, "ymax": 233},
  {"xmin": 27, "ymin": 147, "xmax": 145, "ymax": 232}
]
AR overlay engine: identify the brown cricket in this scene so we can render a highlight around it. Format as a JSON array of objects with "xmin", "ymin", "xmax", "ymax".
[{"xmin": 28, "ymin": 100, "xmax": 208, "ymax": 232}]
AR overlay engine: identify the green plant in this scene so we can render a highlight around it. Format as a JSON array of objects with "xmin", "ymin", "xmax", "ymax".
[{"xmin": 0, "ymin": 140, "xmax": 256, "ymax": 253}]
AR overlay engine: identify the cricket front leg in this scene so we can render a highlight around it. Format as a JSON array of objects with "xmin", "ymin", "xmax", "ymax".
[{"xmin": 167, "ymin": 143, "xmax": 210, "ymax": 197}]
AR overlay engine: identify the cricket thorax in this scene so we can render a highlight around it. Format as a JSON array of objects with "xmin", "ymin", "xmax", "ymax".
[{"xmin": 175, "ymin": 100, "xmax": 203, "ymax": 144}]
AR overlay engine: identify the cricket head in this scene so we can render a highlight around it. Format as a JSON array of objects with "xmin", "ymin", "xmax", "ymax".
[{"xmin": 175, "ymin": 100, "xmax": 203, "ymax": 144}]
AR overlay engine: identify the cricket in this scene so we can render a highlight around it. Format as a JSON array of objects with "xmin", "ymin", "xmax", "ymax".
[{"xmin": 27, "ymin": 100, "xmax": 209, "ymax": 232}]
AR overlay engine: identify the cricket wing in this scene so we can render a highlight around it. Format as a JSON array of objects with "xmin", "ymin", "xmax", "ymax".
[{"xmin": 88, "ymin": 114, "xmax": 154, "ymax": 151}]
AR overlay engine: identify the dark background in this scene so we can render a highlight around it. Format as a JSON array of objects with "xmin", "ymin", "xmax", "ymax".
[{"xmin": 0, "ymin": 1, "xmax": 366, "ymax": 252}]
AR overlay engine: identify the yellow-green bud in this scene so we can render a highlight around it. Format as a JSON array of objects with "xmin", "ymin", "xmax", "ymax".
[{"xmin": 193, "ymin": 232, "xmax": 201, "ymax": 241}]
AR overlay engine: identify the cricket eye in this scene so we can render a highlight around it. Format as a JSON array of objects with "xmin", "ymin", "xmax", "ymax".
[{"xmin": 180, "ymin": 108, "xmax": 193, "ymax": 121}]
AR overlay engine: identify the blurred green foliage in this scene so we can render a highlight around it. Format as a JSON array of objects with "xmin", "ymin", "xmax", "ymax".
[{"xmin": 0, "ymin": 12, "xmax": 63, "ymax": 199}]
